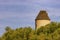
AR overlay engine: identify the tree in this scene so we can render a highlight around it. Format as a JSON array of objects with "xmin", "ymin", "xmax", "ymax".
[
  {"xmin": 1, "ymin": 22, "xmax": 60, "ymax": 40},
  {"xmin": 5, "ymin": 26, "xmax": 12, "ymax": 32}
]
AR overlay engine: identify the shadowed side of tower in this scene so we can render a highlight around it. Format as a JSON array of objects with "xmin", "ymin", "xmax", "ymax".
[{"xmin": 35, "ymin": 10, "xmax": 50, "ymax": 29}]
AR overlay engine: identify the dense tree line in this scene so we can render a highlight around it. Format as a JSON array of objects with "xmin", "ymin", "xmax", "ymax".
[{"xmin": 0, "ymin": 22, "xmax": 60, "ymax": 40}]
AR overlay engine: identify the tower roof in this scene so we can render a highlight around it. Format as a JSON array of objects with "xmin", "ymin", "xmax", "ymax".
[{"xmin": 35, "ymin": 10, "xmax": 50, "ymax": 20}]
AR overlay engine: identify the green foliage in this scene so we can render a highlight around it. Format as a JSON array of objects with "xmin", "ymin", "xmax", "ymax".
[{"xmin": 0, "ymin": 22, "xmax": 60, "ymax": 40}]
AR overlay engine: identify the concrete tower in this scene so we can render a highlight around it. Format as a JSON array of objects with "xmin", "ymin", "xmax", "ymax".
[{"xmin": 35, "ymin": 10, "xmax": 50, "ymax": 29}]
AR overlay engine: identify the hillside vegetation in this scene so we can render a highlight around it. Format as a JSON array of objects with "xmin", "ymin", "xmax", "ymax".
[{"xmin": 0, "ymin": 22, "xmax": 60, "ymax": 40}]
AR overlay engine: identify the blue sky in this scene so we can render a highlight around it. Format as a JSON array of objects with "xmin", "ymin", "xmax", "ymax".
[{"xmin": 0, "ymin": 0, "xmax": 60, "ymax": 36}]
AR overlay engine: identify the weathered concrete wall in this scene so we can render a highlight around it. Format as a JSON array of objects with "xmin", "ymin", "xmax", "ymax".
[{"xmin": 35, "ymin": 20, "xmax": 50, "ymax": 29}]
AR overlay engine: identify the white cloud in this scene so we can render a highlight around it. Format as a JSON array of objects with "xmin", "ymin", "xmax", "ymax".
[{"xmin": 0, "ymin": 0, "xmax": 59, "ymax": 5}]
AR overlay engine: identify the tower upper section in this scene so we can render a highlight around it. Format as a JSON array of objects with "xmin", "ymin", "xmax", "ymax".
[{"xmin": 35, "ymin": 10, "xmax": 50, "ymax": 20}]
